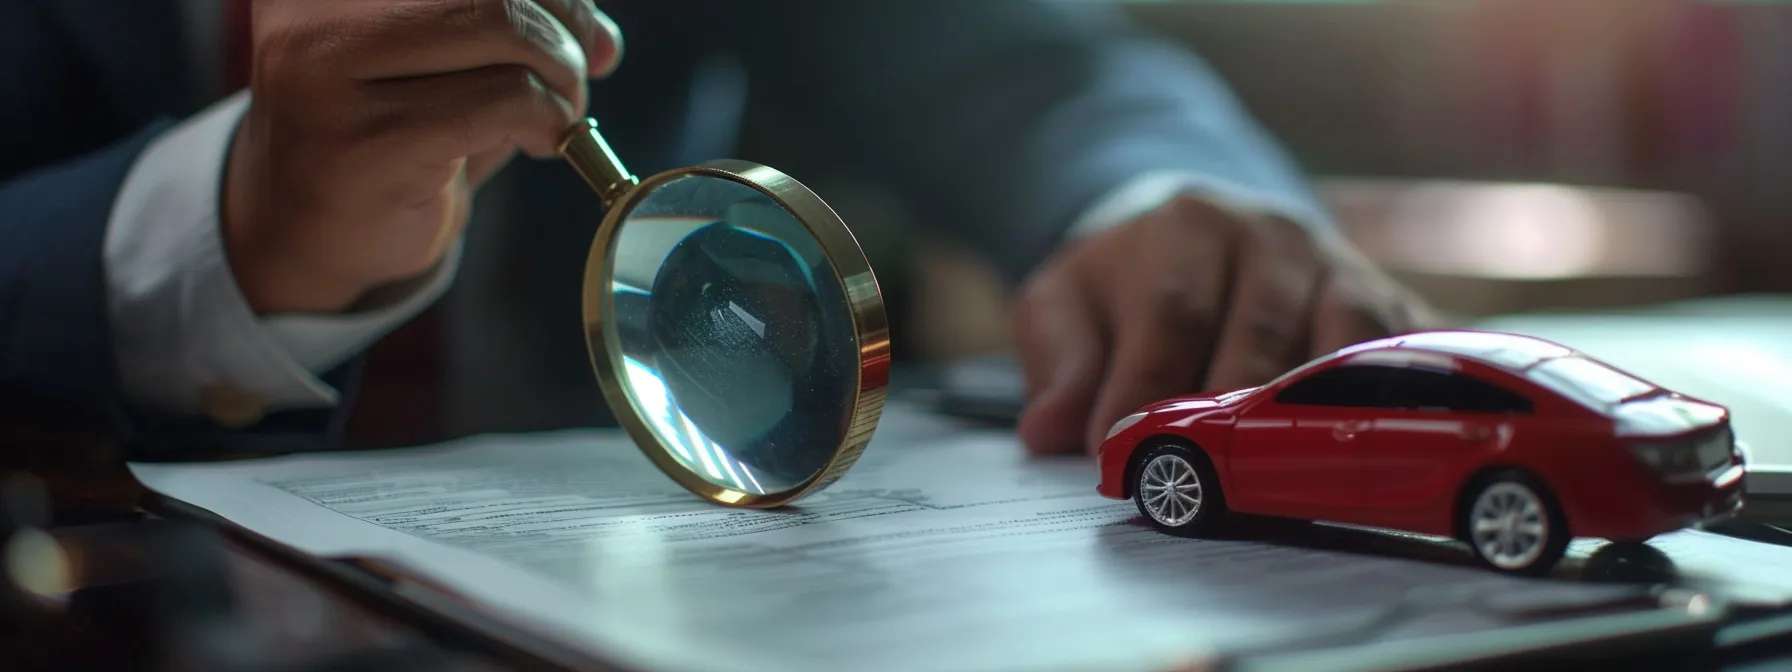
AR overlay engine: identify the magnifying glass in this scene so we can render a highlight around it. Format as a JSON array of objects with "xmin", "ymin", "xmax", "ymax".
[{"xmin": 556, "ymin": 118, "xmax": 890, "ymax": 509}]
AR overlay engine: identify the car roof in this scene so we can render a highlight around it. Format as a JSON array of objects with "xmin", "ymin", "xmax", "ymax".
[{"xmin": 1354, "ymin": 330, "xmax": 1576, "ymax": 372}]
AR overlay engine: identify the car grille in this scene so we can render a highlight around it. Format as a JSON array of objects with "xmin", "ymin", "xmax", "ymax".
[{"xmin": 1696, "ymin": 426, "xmax": 1734, "ymax": 473}]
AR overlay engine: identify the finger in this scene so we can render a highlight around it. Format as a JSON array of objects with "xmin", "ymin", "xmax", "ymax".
[
  {"xmin": 1013, "ymin": 264, "xmax": 1109, "ymax": 456},
  {"xmin": 537, "ymin": 0, "xmax": 626, "ymax": 77},
  {"xmin": 1205, "ymin": 216, "xmax": 1323, "ymax": 392},
  {"xmin": 334, "ymin": 0, "xmax": 593, "ymax": 113},
  {"xmin": 419, "ymin": 160, "xmax": 474, "ymax": 264},
  {"xmin": 358, "ymin": 64, "xmax": 581, "ymax": 165},
  {"xmin": 1084, "ymin": 247, "xmax": 1231, "ymax": 455},
  {"xmin": 1308, "ymin": 271, "xmax": 1402, "ymax": 359},
  {"xmin": 466, "ymin": 144, "xmax": 519, "ymax": 187},
  {"xmin": 1403, "ymin": 297, "xmax": 1453, "ymax": 331}
]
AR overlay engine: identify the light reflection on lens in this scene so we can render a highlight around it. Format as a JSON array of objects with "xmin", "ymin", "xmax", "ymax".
[{"xmin": 622, "ymin": 355, "xmax": 759, "ymax": 493}]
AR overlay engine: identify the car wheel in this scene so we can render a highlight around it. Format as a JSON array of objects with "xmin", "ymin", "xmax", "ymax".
[
  {"xmin": 1132, "ymin": 443, "xmax": 1227, "ymax": 537},
  {"xmin": 1461, "ymin": 470, "xmax": 1570, "ymax": 576}
]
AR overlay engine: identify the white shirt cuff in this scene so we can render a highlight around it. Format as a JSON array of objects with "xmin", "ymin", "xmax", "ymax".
[
  {"xmin": 104, "ymin": 92, "xmax": 460, "ymax": 422},
  {"xmin": 1066, "ymin": 170, "xmax": 1339, "ymax": 242}
]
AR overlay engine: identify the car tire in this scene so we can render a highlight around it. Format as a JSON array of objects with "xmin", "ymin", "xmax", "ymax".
[
  {"xmin": 1460, "ymin": 470, "xmax": 1570, "ymax": 576},
  {"xmin": 1131, "ymin": 442, "xmax": 1227, "ymax": 537}
]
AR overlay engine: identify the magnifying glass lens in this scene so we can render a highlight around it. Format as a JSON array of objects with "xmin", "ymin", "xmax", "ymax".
[{"xmin": 605, "ymin": 175, "xmax": 857, "ymax": 495}]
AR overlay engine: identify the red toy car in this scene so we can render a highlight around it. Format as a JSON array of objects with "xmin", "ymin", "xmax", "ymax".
[{"xmin": 1095, "ymin": 330, "xmax": 1747, "ymax": 575}]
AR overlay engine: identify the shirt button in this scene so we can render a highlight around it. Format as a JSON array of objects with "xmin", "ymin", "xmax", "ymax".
[{"xmin": 201, "ymin": 384, "xmax": 266, "ymax": 428}]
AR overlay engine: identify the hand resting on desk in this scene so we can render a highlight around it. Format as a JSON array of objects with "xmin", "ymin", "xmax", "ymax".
[{"xmin": 1012, "ymin": 194, "xmax": 1442, "ymax": 456}]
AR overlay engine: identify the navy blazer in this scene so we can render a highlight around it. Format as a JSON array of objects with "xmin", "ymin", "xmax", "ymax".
[
  {"xmin": 0, "ymin": 0, "xmax": 359, "ymax": 458},
  {"xmin": 1, "ymin": 0, "xmax": 1324, "ymax": 454}
]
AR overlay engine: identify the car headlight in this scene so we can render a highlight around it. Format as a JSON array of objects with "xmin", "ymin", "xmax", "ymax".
[
  {"xmin": 1106, "ymin": 412, "xmax": 1148, "ymax": 440},
  {"xmin": 1627, "ymin": 440, "xmax": 1706, "ymax": 478}
]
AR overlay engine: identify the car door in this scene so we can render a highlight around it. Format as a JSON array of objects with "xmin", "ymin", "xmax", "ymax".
[
  {"xmin": 1228, "ymin": 363, "xmax": 1397, "ymax": 519},
  {"xmin": 1357, "ymin": 365, "xmax": 1534, "ymax": 533}
]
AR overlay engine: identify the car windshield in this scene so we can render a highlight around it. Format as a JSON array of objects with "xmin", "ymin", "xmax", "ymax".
[
  {"xmin": 1266, "ymin": 357, "xmax": 1330, "ymax": 389},
  {"xmin": 1398, "ymin": 331, "xmax": 1572, "ymax": 370},
  {"xmin": 1525, "ymin": 355, "xmax": 1656, "ymax": 409}
]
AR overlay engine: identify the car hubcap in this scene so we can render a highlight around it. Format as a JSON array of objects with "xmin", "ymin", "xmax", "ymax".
[
  {"xmin": 1470, "ymin": 482, "xmax": 1548, "ymax": 569},
  {"xmin": 1140, "ymin": 454, "xmax": 1202, "ymax": 526}
]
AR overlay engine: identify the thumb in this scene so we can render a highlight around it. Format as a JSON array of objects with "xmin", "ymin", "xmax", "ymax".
[{"xmin": 1013, "ymin": 270, "xmax": 1107, "ymax": 456}]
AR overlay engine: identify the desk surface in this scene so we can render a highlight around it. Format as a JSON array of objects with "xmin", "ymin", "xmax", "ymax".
[
  {"xmin": 0, "ymin": 443, "xmax": 524, "ymax": 672},
  {"xmin": 5, "ymin": 374, "xmax": 1790, "ymax": 672},
  {"xmin": 5, "ymin": 518, "xmax": 524, "ymax": 671}
]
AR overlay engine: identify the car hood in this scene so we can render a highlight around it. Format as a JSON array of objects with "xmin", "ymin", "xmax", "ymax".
[
  {"xmin": 1145, "ymin": 386, "xmax": 1261, "ymax": 414},
  {"xmin": 1612, "ymin": 394, "xmax": 1728, "ymax": 438}
]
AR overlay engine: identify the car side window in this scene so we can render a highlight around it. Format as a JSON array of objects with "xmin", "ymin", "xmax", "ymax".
[
  {"xmin": 1273, "ymin": 365, "xmax": 1396, "ymax": 407},
  {"xmin": 1384, "ymin": 367, "xmax": 1533, "ymax": 413}
]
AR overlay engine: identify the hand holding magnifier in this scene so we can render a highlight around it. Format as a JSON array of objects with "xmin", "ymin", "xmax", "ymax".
[{"xmin": 556, "ymin": 118, "xmax": 890, "ymax": 508}]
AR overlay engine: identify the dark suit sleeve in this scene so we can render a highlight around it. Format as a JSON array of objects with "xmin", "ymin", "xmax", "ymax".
[
  {"xmin": 0, "ymin": 122, "xmax": 358, "ymax": 462},
  {"xmin": 730, "ymin": 0, "xmax": 1331, "ymax": 283}
]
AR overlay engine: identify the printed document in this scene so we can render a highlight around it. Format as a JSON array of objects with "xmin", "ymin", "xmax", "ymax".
[{"xmin": 129, "ymin": 404, "xmax": 1792, "ymax": 671}]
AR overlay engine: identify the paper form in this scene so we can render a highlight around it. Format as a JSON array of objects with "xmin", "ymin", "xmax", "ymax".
[{"xmin": 128, "ymin": 404, "xmax": 1790, "ymax": 672}]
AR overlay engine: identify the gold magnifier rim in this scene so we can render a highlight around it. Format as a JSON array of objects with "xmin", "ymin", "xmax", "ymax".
[{"xmin": 581, "ymin": 160, "xmax": 891, "ymax": 509}]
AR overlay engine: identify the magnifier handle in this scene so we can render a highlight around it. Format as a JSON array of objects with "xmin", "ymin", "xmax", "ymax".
[{"xmin": 558, "ymin": 118, "xmax": 639, "ymax": 208}]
